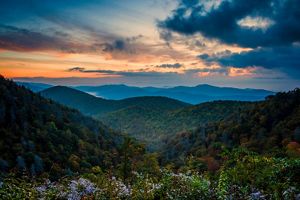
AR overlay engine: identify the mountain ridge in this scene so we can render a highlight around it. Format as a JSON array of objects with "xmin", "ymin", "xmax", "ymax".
[
  {"xmin": 40, "ymin": 86, "xmax": 190, "ymax": 117},
  {"xmin": 75, "ymin": 84, "xmax": 274, "ymax": 104},
  {"xmin": 18, "ymin": 81, "xmax": 274, "ymax": 104},
  {"xmin": 40, "ymin": 85, "xmax": 254, "ymax": 150}
]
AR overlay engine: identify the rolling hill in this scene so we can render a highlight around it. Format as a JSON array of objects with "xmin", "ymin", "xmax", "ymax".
[
  {"xmin": 40, "ymin": 85, "xmax": 254, "ymax": 149},
  {"xmin": 100, "ymin": 101, "xmax": 253, "ymax": 149},
  {"xmin": 41, "ymin": 86, "xmax": 190, "ymax": 118},
  {"xmin": 40, "ymin": 86, "xmax": 119, "ymax": 115}
]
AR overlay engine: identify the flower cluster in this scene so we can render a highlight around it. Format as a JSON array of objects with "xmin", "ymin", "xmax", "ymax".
[
  {"xmin": 67, "ymin": 178, "xmax": 96, "ymax": 200},
  {"xmin": 109, "ymin": 176, "xmax": 132, "ymax": 198},
  {"xmin": 35, "ymin": 178, "xmax": 96, "ymax": 200},
  {"xmin": 0, "ymin": 168, "xmax": 299, "ymax": 200}
]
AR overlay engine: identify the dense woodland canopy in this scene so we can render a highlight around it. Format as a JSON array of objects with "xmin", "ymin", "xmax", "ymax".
[
  {"xmin": 100, "ymin": 101, "xmax": 253, "ymax": 149},
  {"xmin": 41, "ymin": 85, "xmax": 254, "ymax": 149},
  {"xmin": 0, "ymin": 76, "xmax": 299, "ymax": 199},
  {"xmin": 0, "ymin": 76, "xmax": 149, "ymax": 180},
  {"xmin": 161, "ymin": 89, "xmax": 300, "ymax": 168}
]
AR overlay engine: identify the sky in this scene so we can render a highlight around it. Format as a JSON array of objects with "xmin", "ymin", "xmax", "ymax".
[{"xmin": 0, "ymin": 0, "xmax": 299, "ymax": 91}]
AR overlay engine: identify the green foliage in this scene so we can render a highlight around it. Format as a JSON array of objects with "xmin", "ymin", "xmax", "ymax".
[
  {"xmin": 0, "ymin": 77, "xmax": 127, "ymax": 179},
  {"xmin": 218, "ymin": 148, "xmax": 300, "ymax": 199},
  {"xmin": 1, "ymin": 77, "xmax": 300, "ymax": 199},
  {"xmin": 161, "ymin": 89, "xmax": 300, "ymax": 167},
  {"xmin": 0, "ymin": 171, "xmax": 213, "ymax": 200},
  {"xmin": 0, "ymin": 175, "xmax": 38, "ymax": 199},
  {"xmin": 0, "ymin": 148, "xmax": 299, "ymax": 199},
  {"xmin": 100, "ymin": 101, "xmax": 251, "ymax": 149}
]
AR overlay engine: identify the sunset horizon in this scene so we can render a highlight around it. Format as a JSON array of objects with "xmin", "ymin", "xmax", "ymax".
[{"xmin": 1, "ymin": 0, "xmax": 299, "ymax": 91}]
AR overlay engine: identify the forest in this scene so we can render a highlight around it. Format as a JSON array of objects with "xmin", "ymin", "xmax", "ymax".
[{"xmin": 0, "ymin": 76, "xmax": 300, "ymax": 199}]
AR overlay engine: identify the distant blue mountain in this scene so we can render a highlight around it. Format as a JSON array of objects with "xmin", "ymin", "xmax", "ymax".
[
  {"xmin": 16, "ymin": 82, "xmax": 53, "ymax": 92},
  {"xmin": 75, "ymin": 84, "xmax": 275, "ymax": 104},
  {"xmin": 17, "ymin": 82, "xmax": 274, "ymax": 104}
]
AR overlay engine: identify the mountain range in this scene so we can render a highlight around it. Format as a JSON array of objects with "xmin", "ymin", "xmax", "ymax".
[
  {"xmin": 76, "ymin": 84, "xmax": 274, "ymax": 104},
  {"xmin": 40, "ymin": 85, "xmax": 253, "ymax": 149},
  {"xmin": 41, "ymin": 86, "xmax": 189, "ymax": 117},
  {"xmin": 18, "ymin": 81, "xmax": 274, "ymax": 104}
]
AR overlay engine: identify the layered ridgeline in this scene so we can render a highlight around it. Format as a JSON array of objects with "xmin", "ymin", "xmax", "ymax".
[
  {"xmin": 161, "ymin": 89, "xmax": 300, "ymax": 168},
  {"xmin": 20, "ymin": 81, "xmax": 274, "ymax": 104},
  {"xmin": 0, "ymin": 77, "xmax": 146, "ymax": 179},
  {"xmin": 41, "ymin": 86, "xmax": 189, "ymax": 116},
  {"xmin": 40, "ymin": 86, "xmax": 252, "ymax": 149},
  {"xmin": 76, "ymin": 84, "xmax": 274, "ymax": 104}
]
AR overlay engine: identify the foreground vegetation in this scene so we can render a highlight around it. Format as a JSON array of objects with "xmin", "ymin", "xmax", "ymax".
[{"xmin": 1, "ymin": 149, "xmax": 299, "ymax": 199}]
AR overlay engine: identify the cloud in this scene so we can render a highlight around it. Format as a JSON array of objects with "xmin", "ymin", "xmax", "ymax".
[
  {"xmin": 199, "ymin": 45, "xmax": 300, "ymax": 78},
  {"xmin": 66, "ymin": 67, "xmax": 179, "ymax": 77},
  {"xmin": 155, "ymin": 63, "xmax": 183, "ymax": 68},
  {"xmin": 67, "ymin": 67, "xmax": 122, "ymax": 76},
  {"xmin": 100, "ymin": 37, "xmax": 140, "ymax": 54},
  {"xmin": 158, "ymin": 0, "xmax": 300, "ymax": 78},
  {"xmin": 68, "ymin": 67, "xmax": 86, "ymax": 72},
  {"xmin": 158, "ymin": 0, "xmax": 300, "ymax": 48},
  {"xmin": 184, "ymin": 67, "xmax": 227, "ymax": 74},
  {"xmin": 0, "ymin": 23, "xmax": 192, "ymax": 64},
  {"xmin": 0, "ymin": 24, "xmax": 105, "ymax": 53},
  {"xmin": 0, "ymin": 25, "xmax": 68, "ymax": 52},
  {"xmin": 0, "ymin": 24, "xmax": 143, "ymax": 57}
]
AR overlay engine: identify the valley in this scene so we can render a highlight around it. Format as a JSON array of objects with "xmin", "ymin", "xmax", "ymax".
[
  {"xmin": 2, "ymin": 0, "xmax": 300, "ymax": 198},
  {"xmin": 1, "ymin": 77, "xmax": 299, "ymax": 199}
]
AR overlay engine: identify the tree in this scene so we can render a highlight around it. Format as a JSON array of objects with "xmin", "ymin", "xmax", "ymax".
[
  {"xmin": 68, "ymin": 154, "xmax": 80, "ymax": 171},
  {"xmin": 0, "ymin": 159, "xmax": 8, "ymax": 172},
  {"xmin": 16, "ymin": 156, "xmax": 26, "ymax": 172},
  {"xmin": 294, "ymin": 127, "xmax": 300, "ymax": 143},
  {"xmin": 120, "ymin": 137, "xmax": 132, "ymax": 183},
  {"xmin": 136, "ymin": 153, "xmax": 160, "ymax": 176},
  {"xmin": 33, "ymin": 155, "xmax": 43, "ymax": 174}
]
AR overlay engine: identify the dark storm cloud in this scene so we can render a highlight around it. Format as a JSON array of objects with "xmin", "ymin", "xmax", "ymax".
[
  {"xmin": 158, "ymin": 0, "xmax": 300, "ymax": 48},
  {"xmin": 199, "ymin": 46, "xmax": 300, "ymax": 78},
  {"xmin": 158, "ymin": 0, "xmax": 300, "ymax": 78}
]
